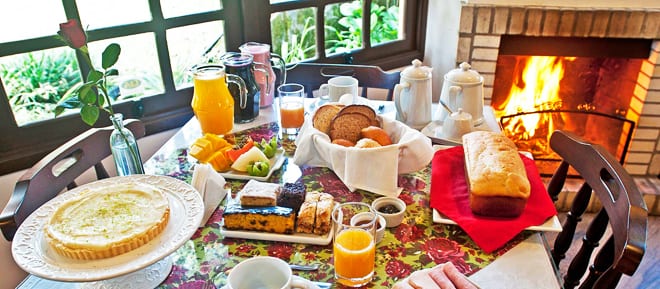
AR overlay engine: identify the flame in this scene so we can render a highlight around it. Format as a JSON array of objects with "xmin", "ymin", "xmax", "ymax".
[{"xmin": 501, "ymin": 56, "xmax": 574, "ymax": 138}]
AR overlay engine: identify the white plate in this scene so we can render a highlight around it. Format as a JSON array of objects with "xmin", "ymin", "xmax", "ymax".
[
  {"xmin": 12, "ymin": 175, "xmax": 204, "ymax": 282},
  {"xmin": 220, "ymin": 148, "xmax": 286, "ymax": 181},
  {"xmin": 432, "ymin": 209, "xmax": 562, "ymax": 232},
  {"xmin": 220, "ymin": 221, "xmax": 333, "ymax": 246},
  {"xmin": 219, "ymin": 276, "xmax": 321, "ymax": 289}
]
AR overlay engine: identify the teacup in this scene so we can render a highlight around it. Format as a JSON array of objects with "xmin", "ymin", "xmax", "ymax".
[
  {"xmin": 227, "ymin": 256, "xmax": 311, "ymax": 289},
  {"xmin": 319, "ymin": 76, "xmax": 358, "ymax": 102},
  {"xmin": 440, "ymin": 108, "xmax": 473, "ymax": 142}
]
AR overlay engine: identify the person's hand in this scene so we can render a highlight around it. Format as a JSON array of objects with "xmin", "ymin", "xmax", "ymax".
[{"xmin": 393, "ymin": 262, "xmax": 479, "ymax": 289}]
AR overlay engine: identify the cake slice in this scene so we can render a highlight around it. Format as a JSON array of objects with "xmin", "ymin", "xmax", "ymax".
[
  {"xmin": 313, "ymin": 193, "xmax": 334, "ymax": 235},
  {"xmin": 237, "ymin": 180, "xmax": 281, "ymax": 207},
  {"xmin": 295, "ymin": 191, "xmax": 321, "ymax": 234},
  {"xmin": 277, "ymin": 182, "xmax": 307, "ymax": 213}
]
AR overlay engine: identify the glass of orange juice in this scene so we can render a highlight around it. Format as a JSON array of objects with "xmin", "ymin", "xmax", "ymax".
[
  {"xmin": 277, "ymin": 83, "xmax": 305, "ymax": 135},
  {"xmin": 332, "ymin": 202, "xmax": 377, "ymax": 287}
]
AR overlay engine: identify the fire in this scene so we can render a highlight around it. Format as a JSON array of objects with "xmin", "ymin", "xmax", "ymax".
[{"xmin": 500, "ymin": 56, "xmax": 574, "ymax": 139}]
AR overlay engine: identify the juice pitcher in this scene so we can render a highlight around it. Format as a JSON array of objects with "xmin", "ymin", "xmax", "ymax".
[
  {"xmin": 190, "ymin": 64, "xmax": 246, "ymax": 135},
  {"xmin": 221, "ymin": 52, "xmax": 268, "ymax": 123},
  {"xmin": 239, "ymin": 42, "xmax": 286, "ymax": 108}
]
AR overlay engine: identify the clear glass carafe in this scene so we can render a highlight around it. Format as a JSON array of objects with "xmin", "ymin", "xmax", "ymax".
[{"xmin": 109, "ymin": 113, "xmax": 144, "ymax": 176}]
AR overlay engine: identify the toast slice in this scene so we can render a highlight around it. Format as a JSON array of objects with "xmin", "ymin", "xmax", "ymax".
[
  {"xmin": 328, "ymin": 113, "xmax": 372, "ymax": 143},
  {"xmin": 312, "ymin": 104, "xmax": 342, "ymax": 134}
]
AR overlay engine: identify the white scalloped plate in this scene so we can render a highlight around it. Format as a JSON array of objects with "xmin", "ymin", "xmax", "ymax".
[{"xmin": 12, "ymin": 175, "xmax": 204, "ymax": 282}]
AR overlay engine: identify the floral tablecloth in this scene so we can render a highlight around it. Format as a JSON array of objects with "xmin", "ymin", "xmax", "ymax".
[{"xmin": 145, "ymin": 122, "xmax": 532, "ymax": 289}]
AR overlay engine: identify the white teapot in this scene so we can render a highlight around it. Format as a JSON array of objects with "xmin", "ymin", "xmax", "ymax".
[
  {"xmin": 394, "ymin": 59, "xmax": 433, "ymax": 129},
  {"xmin": 438, "ymin": 62, "xmax": 484, "ymax": 126}
]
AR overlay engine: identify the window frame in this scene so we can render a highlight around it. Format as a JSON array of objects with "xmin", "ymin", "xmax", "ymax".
[{"xmin": 0, "ymin": 0, "xmax": 427, "ymax": 175}]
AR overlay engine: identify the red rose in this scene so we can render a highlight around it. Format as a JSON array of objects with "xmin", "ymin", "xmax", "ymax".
[
  {"xmin": 385, "ymin": 259, "xmax": 413, "ymax": 279},
  {"xmin": 58, "ymin": 19, "xmax": 87, "ymax": 48}
]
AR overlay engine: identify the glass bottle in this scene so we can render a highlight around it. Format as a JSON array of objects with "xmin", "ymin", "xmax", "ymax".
[
  {"xmin": 221, "ymin": 52, "xmax": 268, "ymax": 123},
  {"xmin": 190, "ymin": 63, "xmax": 247, "ymax": 135},
  {"xmin": 239, "ymin": 42, "xmax": 286, "ymax": 108},
  {"xmin": 109, "ymin": 113, "xmax": 144, "ymax": 176}
]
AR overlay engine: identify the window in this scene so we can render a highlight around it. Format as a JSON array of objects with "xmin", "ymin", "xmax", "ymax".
[{"xmin": 0, "ymin": 0, "xmax": 427, "ymax": 174}]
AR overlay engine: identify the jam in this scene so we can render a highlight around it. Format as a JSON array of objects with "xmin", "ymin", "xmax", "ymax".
[
  {"xmin": 354, "ymin": 220, "xmax": 383, "ymax": 230},
  {"xmin": 377, "ymin": 204, "xmax": 400, "ymax": 214}
]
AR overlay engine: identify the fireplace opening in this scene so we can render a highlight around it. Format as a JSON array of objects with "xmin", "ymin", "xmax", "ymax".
[{"xmin": 491, "ymin": 36, "xmax": 653, "ymax": 175}]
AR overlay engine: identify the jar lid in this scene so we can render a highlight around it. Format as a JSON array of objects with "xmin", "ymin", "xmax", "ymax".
[
  {"xmin": 400, "ymin": 59, "xmax": 432, "ymax": 80},
  {"xmin": 445, "ymin": 62, "xmax": 482, "ymax": 83}
]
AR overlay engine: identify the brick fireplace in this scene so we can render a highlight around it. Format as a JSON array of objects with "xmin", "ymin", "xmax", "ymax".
[{"xmin": 453, "ymin": 2, "xmax": 660, "ymax": 212}]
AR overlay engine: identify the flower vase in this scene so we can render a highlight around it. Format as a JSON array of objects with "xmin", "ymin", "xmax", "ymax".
[{"xmin": 109, "ymin": 113, "xmax": 144, "ymax": 176}]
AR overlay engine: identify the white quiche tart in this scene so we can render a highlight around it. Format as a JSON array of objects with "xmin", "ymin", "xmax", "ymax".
[{"xmin": 44, "ymin": 182, "xmax": 170, "ymax": 260}]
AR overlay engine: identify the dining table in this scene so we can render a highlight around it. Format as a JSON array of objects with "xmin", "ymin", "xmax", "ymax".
[{"xmin": 16, "ymin": 99, "xmax": 562, "ymax": 289}]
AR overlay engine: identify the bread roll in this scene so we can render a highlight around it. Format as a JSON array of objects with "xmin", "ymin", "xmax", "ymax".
[
  {"xmin": 462, "ymin": 131, "xmax": 530, "ymax": 218},
  {"xmin": 360, "ymin": 126, "xmax": 392, "ymax": 146},
  {"xmin": 355, "ymin": 138, "xmax": 381, "ymax": 148}
]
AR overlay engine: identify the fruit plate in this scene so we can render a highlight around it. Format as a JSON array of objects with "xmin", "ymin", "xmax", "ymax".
[{"xmin": 219, "ymin": 148, "xmax": 286, "ymax": 181}]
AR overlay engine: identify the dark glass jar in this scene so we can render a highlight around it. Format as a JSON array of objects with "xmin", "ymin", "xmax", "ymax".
[{"xmin": 221, "ymin": 52, "xmax": 265, "ymax": 123}]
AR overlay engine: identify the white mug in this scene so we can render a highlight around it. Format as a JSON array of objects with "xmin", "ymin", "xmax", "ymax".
[
  {"xmin": 319, "ymin": 76, "xmax": 358, "ymax": 102},
  {"xmin": 227, "ymin": 256, "xmax": 311, "ymax": 289}
]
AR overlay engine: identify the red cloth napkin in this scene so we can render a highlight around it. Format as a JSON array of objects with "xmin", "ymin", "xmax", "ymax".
[{"xmin": 429, "ymin": 146, "xmax": 557, "ymax": 253}]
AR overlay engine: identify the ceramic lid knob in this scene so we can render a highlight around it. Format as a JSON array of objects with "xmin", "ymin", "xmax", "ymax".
[
  {"xmin": 444, "ymin": 62, "xmax": 483, "ymax": 84},
  {"xmin": 400, "ymin": 59, "xmax": 432, "ymax": 80}
]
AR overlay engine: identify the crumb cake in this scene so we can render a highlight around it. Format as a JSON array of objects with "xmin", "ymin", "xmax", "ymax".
[
  {"xmin": 295, "ymin": 192, "xmax": 334, "ymax": 235},
  {"xmin": 44, "ymin": 182, "xmax": 170, "ymax": 260}
]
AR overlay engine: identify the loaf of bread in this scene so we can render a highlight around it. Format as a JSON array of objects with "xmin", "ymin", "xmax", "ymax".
[{"xmin": 462, "ymin": 131, "xmax": 530, "ymax": 218}]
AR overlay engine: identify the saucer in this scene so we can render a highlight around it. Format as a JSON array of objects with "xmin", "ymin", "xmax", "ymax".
[{"xmin": 420, "ymin": 121, "xmax": 463, "ymax": 145}]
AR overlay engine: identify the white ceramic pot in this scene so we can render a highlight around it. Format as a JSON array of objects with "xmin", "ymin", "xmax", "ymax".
[
  {"xmin": 394, "ymin": 59, "xmax": 433, "ymax": 129},
  {"xmin": 438, "ymin": 62, "xmax": 485, "ymax": 126}
]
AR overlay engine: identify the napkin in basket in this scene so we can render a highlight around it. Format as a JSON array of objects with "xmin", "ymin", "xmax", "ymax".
[
  {"xmin": 293, "ymin": 114, "xmax": 433, "ymax": 197},
  {"xmin": 429, "ymin": 147, "xmax": 557, "ymax": 253},
  {"xmin": 191, "ymin": 163, "xmax": 227, "ymax": 226}
]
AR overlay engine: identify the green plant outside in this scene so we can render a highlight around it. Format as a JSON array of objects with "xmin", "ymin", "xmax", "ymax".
[
  {"xmin": 271, "ymin": 0, "xmax": 400, "ymax": 63},
  {"xmin": 0, "ymin": 50, "xmax": 81, "ymax": 125}
]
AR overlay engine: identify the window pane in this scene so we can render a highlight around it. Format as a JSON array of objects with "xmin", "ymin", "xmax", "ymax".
[
  {"xmin": 0, "ymin": 1, "xmax": 66, "ymax": 42},
  {"xmin": 324, "ymin": 1, "xmax": 363, "ymax": 56},
  {"xmin": 167, "ymin": 21, "xmax": 225, "ymax": 90},
  {"xmin": 0, "ymin": 48, "xmax": 81, "ymax": 126},
  {"xmin": 271, "ymin": 8, "xmax": 317, "ymax": 64},
  {"xmin": 160, "ymin": 0, "xmax": 222, "ymax": 18},
  {"xmin": 371, "ymin": 0, "xmax": 403, "ymax": 45},
  {"xmin": 76, "ymin": 0, "xmax": 151, "ymax": 29},
  {"xmin": 87, "ymin": 33, "xmax": 164, "ymax": 101}
]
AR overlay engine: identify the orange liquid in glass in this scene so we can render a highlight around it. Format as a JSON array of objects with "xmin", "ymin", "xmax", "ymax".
[
  {"xmin": 334, "ymin": 228, "xmax": 375, "ymax": 285},
  {"xmin": 191, "ymin": 72, "xmax": 234, "ymax": 135},
  {"xmin": 279, "ymin": 102, "xmax": 304, "ymax": 128}
]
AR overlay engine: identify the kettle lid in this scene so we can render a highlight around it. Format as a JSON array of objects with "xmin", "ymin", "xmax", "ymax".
[
  {"xmin": 449, "ymin": 108, "xmax": 473, "ymax": 121},
  {"xmin": 445, "ymin": 62, "xmax": 482, "ymax": 83},
  {"xmin": 401, "ymin": 59, "xmax": 432, "ymax": 80}
]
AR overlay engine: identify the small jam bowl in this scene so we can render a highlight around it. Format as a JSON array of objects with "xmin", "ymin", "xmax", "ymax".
[
  {"xmin": 350, "ymin": 212, "xmax": 386, "ymax": 243},
  {"xmin": 371, "ymin": 197, "xmax": 406, "ymax": 228}
]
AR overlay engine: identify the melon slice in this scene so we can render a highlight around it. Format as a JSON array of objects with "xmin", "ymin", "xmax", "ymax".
[{"xmin": 230, "ymin": 146, "xmax": 269, "ymax": 172}]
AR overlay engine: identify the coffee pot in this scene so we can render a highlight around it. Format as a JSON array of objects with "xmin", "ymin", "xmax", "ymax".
[
  {"xmin": 394, "ymin": 59, "xmax": 433, "ymax": 129},
  {"xmin": 438, "ymin": 62, "xmax": 484, "ymax": 126}
]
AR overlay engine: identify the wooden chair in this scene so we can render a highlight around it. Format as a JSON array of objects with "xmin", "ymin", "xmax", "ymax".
[
  {"xmin": 546, "ymin": 130, "xmax": 647, "ymax": 289},
  {"xmin": 0, "ymin": 119, "xmax": 145, "ymax": 241},
  {"xmin": 283, "ymin": 62, "xmax": 401, "ymax": 100}
]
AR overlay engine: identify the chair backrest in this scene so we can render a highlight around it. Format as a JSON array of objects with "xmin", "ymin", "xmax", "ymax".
[
  {"xmin": 0, "ymin": 119, "xmax": 145, "ymax": 241},
  {"xmin": 283, "ymin": 63, "xmax": 401, "ymax": 100},
  {"xmin": 547, "ymin": 130, "xmax": 647, "ymax": 289}
]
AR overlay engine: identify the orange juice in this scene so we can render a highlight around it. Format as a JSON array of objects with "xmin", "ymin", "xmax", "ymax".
[
  {"xmin": 334, "ymin": 228, "xmax": 376, "ymax": 286},
  {"xmin": 279, "ymin": 102, "xmax": 304, "ymax": 128},
  {"xmin": 191, "ymin": 65, "xmax": 234, "ymax": 135}
]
